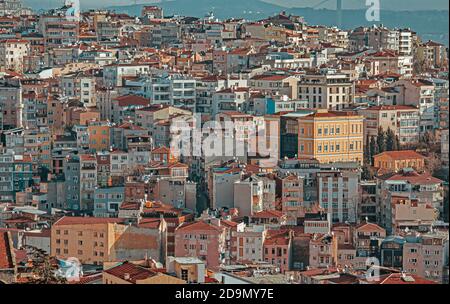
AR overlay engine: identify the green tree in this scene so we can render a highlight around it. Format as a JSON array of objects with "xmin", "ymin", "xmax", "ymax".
[
  {"xmin": 362, "ymin": 163, "xmax": 374, "ymax": 180},
  {"xmin": 370, "ymin": 136, "xmax": 378, "ymax": 165},
  {"xmin": 377, "ymin": 127, "xmax": 386, "ymax": 153},
  {"xmin": 25, "ymin": 246, "xmax": 67, "ymax": 284},
  {"xmin": 364, "ymin": 135, "xmax": 372, "ymax": 164},
  {"xmin": 394, "ymin": 135, "xmax": 400, "ymax": 151},
  {"xmin": 386, "ymin": 128, "xmax": 396, "ymax": 151}
]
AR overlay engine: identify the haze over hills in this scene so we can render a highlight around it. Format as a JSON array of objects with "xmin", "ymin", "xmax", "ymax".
[
  {"xmin": 263, "ymin": 0, "xmax": 449, "ymax": 11},
  {"xmin": 105, "ymin": 0, "xmax": 449, "ymax": 45},
  {"xmin": 23, "ymin": 0, "xmax": 450, "ymax": 11},
  {"xmin": 23, "ymin": 0, "xmax": 449, "ymax": 45}
]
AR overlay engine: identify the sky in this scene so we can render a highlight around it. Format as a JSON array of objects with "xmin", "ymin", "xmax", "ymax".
[{"xmin": 23, "ymin": 0, "xmax": 450, "ymax": 10}]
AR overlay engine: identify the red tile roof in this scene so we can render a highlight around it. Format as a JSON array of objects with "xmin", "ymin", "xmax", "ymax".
[
  {"xmin": 137, "ymin": 218, "xmax": 162, "ymax": 229},
  {"xmin": 104, "ymin": 262, "xmax": 158, "ymax": 283},
  {"xmin": 53, "ymin": 216, "xmax": 125, "ymax": 226},
  {"xmin": 374, "ymin": 150, "xmax": 425, "ymax": 161},
  {"xmin": 387, "ymin": 171, "xmax": 442, "ymax": 185},
  {"xmin": 114, "ymin": 95, "xmax": 150, "ymax": 107},
  {"xmin": 119, "ymin": 201, "xmax": 141, "ymax": 210},
  {"xmin": 356, "ymin": 222, "xmax": 385, "ymax": 233},
  {"xmin": 176, "ymin": 221, "xmax": 223, "ymax": 233},
  {"xmin": 252, "ymin": 210, "xmax": 283, "ymax": 219},
  {"xmin": 376, "ymin": 273, "xmax": 437, "ymax": 285},
  {"xmin": 151, "ymin": 146, "xmax": 171, "ymax": 154},
  {"xmin": 365, "ymin": 105, "xmax": 418, "ymax": 111},
  {"xmin": 307, "ymin": 110, "xmax": 359, "ymax": 118},
  {"xmin": 251, "ymin": 74, "xmax": 289, "ymax": 81},
  {"xmin": 0, "ymin": 232, "xmax": 15, "ymax": 269},
  {"xmin": 70, "ymin": 272, "xmax": 102, "ymax": 284},
  {"xmin": 264, "ymin": 230, "xmax": 291, "ymax": 246}
]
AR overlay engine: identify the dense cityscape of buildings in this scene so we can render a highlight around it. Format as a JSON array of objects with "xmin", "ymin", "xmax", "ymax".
[{"xmin": 0, "ymin": 0, "xmax": 449, "ymax": 285}]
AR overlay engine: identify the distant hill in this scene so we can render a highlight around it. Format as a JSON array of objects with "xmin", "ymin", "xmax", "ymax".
[
  {"xmin": 108, "ymin": 0, "xmax": 284, "ymax": 20},
  {"xmin": 107, "ymin": 0, "xmax": 449, "ymax": 45},
  {"xmin": 292, "ymin": 8, "xmax": 449, "ymax": 45}
]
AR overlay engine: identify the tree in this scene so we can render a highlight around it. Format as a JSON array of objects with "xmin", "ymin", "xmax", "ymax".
[
  {"xmin": 385, "ymin": 128, "xmax": 396, "ymax": 151},
  {"xmin": 394, "ymin": 135, "xmax": 400, "ymax": 151},
  {"xmin": 364, "ymin": 135, "xmax": 372, "ymax": 164},
  {"xmin": 424, "ymin": 153, "xmax": 443, "ymax": 175},
  {"xmin": 25, "ymin": 246, "xmax": 67, "ymax": 284},
  {"xmin": 362, "ymin": 163, "xmax": 374, "ymax": 180},
  {"xmin": 370, "ymin": 136, "xmax": 378, "ymax": 165},
  {"xmin": 377, "ymin": 127, "xmax": 386, "ymax": 153}
]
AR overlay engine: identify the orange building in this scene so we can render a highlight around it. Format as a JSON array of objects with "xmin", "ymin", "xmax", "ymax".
[
  {"xmin": 373, "ymin": 150, "xmax": 425, "ymax": 173},
  {"xmin": 88, "ymin": 121, "xmax": 111, "ymax": 152},
  {"xmin": 298, "ymin": 109, "xmax": 364, "ymax": 165}
]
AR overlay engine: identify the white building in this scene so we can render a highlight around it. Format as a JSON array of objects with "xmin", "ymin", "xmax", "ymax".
[{"xmin": 298, "ymin": 70, "xmax": 355, "ymax": 110}]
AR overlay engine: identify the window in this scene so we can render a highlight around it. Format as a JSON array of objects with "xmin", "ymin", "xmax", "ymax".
[{"xmin": 181, "ymin": 269, "xmax": 189, "ymax": 281}]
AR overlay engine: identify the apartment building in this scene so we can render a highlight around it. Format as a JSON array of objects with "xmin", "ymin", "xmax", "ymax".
[
  {"xmin": 442, "ymin": 129, "xmax": 449, "ymax": 168},
  {"xmin": 394, "ymin": 79, "xmax": 437, "ymax": 132},
  {"xmin": 309, "ymin": 234, "xmax": 338, "ymax": 269},
  {"xmin": 0, "ymin": 82, "xmax": 22, "ymax": 130},
  {"xmin": 39, "ymin": 13, "xmax": 79, "ymax": 49},
  {"xmin": 377, "ymin": 170, "xmax": 444, "ymax": 233},
  {"xmin": 403, "ymin": 232, "xmax": 449, "ymax": 283},
  {"xmin": 51, "ymin": 216, "xmax": 167, "ymax": 265},
  {"xmin": 358, "ymin": 105, "xmax": 420, "ymax": 145},
  {"xmin": 0, "ymin": 39, "xmax": 29, "ymax": 72},
  {"xmin": 103, "ymin": 64, "xmax": 150, "ymax": 88},
  {"xmin": 60, "ymin": 73, "xmax": 97, "ymax": 107},
  {"xmin": 0, "ymin": 151, "xmax": 33, "ymax": 203},
  {"xmin": 317, "ymin": 170, "xmax": 360, "ymax": 224},
  {"xmin": 174, "ymin": 221, "xmax": 226, "ymax": 268},
  {"xmin": 233, "ymin": 176, "xmax": 264, "ymax": 217},
  {"xmin": 417, "ymin": 40, "xmax": 448, "ymax": 69},
  {"xmin": 87, "ymin": 121, "xmax": 111, "ymax": 152},
  {"xmin": 297, "ymin": 71, "xmax": 354, "ymax": 110},
  {"xmin": 249, "ymin": 74, "xmax": 297, "ymax": 99},
  {"xmin": 236, "ymin": 224, "xmax": 266, "ymax": 263},
  {"xmin": 263, "ymin": 230, "xmax": 293, "ymax": 273},
  {"xmin": 391, "ymin": 197, "xmax": 438, "ymax": 234},
  {"xmin": 93, "ymin": 186, "xmax": 125, "ymax": 218},
  {"xmin": 79, "ymin": 154, "xmax": 97, "ymax": 211},
  {"xmin": 298, "ymin": 109, "xmax": 364, "ymax": 165},
  {"xmin": 279, "ymin": 174, "xmax": 305, "ymax": 226}
]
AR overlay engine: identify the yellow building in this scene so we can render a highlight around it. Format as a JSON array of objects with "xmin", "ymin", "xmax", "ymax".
[
  {"xmin": 297, "ymin": 109, "xmax": 364, "ymax": 165},
  {"xmin": 51, "ymin": 216, "xmax": 166, "ymax": 265}
]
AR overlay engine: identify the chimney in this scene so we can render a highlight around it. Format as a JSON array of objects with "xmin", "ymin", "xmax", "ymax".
[{"xmin": 124, "ymin": 273, "xmax": 130, "ymax": 280}]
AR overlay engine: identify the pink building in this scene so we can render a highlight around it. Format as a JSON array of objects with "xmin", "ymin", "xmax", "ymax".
[
  {"xmin": 403, "ymin": 232, "xmax": 449, "ymax": 283},
  {"xmin": 174, "ymin": 221, "xmax": 226, "ymax": 268},
  {"xmin": 309, "ymin": 234, "xmax": 338, "ymax": 269},
  {"xmin": 263, "ymin": 229, "xmax": 293, "ymax": 273}
]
